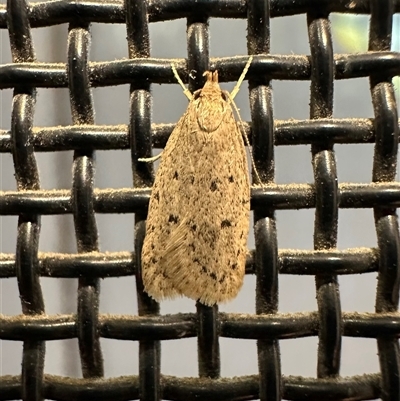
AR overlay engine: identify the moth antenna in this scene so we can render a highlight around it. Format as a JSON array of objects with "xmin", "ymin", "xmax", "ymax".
[
  {"xmin": 171, "ymin": 63, "xmax": 193, "ymax": 101},
  {"xmin": 227, "ymin": 55, "xmax": 263, "ymax": 185},
  {"xmin": 138, "ymin": 153, "xmax": 162, "ymax": 163},
  {"xmin": 227, "ymin": 93, "xmax": 264, "ymax": 186},
  {"xmin": 139, "ymin": 63, "xmax": 192, "ymax": 164},
  {"xmin": 230, "ymin": 55, "xmax": 253, "ymax": 100}
]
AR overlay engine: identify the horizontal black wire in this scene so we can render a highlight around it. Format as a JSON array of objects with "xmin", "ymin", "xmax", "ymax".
[
  {"xmin": 0, "ymin": 371, "xmax": 384, "ymax": 400},
  {"xmin": 0, "ymin": 53, "xmax": 399, "ymax": 90},
  {"xmin": 1, "ymin": 117, "xmax": 397, "ymax": 153},
  {"xmin": 0, "ymin": 0, "xmax": 399, "ymax": 28},
  {"xmin": 0, "ymin": 247, "xmax": 379, "ymax": 278},
  {"xmin": 1, "ymin": 183, "xmax": 400, "ymax": 216},
  {"xmin": 0, "ymin": 312, "xmax": 398, "ymax": 342}
]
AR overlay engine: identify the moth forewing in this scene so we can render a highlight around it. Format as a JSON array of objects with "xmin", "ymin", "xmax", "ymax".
[{"xmin": 141, "ymin": 62, "xmax": 252, "ymax": 306}]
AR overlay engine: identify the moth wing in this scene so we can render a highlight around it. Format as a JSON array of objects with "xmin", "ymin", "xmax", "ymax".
[
  {"xmin": 159, "ymin": 107, "xmax": 250, "ymax": 305},
  {"xmin": 142, "ymin": 98, "xmax": 250, "ymax": 306},
  {"xmin": 141, "ymin": 110, "xmax": 192, "ymax": 301}
]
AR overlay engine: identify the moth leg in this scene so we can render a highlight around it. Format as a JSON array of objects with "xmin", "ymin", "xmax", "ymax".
[
  {"xmin": 138, "ymin": 153, "xmax": 163, "ymax": 163},
  {"xmin": 230, "ymin": 55, "xmax": 253, "ymax": 100},
  {"xmin": 171, "ymin": 64, "xmax": 193, "ymax": 101}
]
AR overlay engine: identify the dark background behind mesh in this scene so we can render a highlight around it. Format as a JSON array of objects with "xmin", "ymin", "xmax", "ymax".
[{"xmin": 0, "ymin": 0, "xmax": 400, "ymax": 400}]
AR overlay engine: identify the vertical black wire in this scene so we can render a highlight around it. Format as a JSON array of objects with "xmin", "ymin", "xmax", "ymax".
[
  {"xmin": 369, "ymin": 1, "xmax": 400, "ymax": 400},
  {"xmin": 7, "ymin": 1, "xmax": 45, "ymax": 400},
  {"xmin": 7, "ymin": 0, "xmax": 45, "ymax": 401},
  {"xmin": 68, "ymin": 22, "xmax": 104, "ymax": 378},
  {"xmin": 307, "ymin": 9, "xmax": 342, "ymax": 378},
  {"xmin": 126, "ymin": 0, "xmax": 160, "ymax": 400},
  {"xmin": 248, "ymin": 1, "xmax": 280, "ymax": 400}
]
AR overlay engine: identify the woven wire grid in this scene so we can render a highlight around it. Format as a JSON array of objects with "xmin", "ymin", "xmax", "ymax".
[{"xmin": 0, "ymin": 0, "xmax": 400, "ymax": 400}]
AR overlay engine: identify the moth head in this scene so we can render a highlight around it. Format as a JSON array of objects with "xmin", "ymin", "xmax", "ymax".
[
  {"xmin": 194, "ymin": 70, "xmax": 225, "ymax": 101},
  {"xmin": 193, "ymin": 70, "xmax": 229, "ymax": 132}
]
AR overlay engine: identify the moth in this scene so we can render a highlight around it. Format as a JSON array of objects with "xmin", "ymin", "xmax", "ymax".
[{"xmin": 141, "ymin": 57, "xmax": 253, "ymax": 306}]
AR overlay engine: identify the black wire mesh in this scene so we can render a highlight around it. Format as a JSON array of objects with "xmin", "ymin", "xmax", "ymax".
[{"xmin": 0, "ymin": 0, "xmax": 400, "ymax": 400}]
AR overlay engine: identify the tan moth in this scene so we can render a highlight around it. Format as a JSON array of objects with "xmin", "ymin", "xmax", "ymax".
[{"xmin": 141, "ymin": 57, "xmax": 253, "ymax": 306}]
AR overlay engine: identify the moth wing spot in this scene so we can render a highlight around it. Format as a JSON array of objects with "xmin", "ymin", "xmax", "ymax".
[
  {"xmin": 193, "ymin": 259, "xmax": 210, "ymax": 276},
  {"xmin": 210, "ymin": 272, "xmax": 217, "ymax": 281},
  {"xmin": 173, "ymin": 171, "xmax": 179, "ymax": 179},
  {"xmin": 168, "ymin": 214, "xmax": 179, "ymax": 224},
  {"xmin": 231, "ymin": 263, "xmax": 237, "ymax": 270},
  {"xmin": 210, "ymin": 180, "xmax": 218, "ymax": 192},
  {"xmin": 221, "ymin": 220, "xmax": 232, "ymax": 228},
  {"xmin": 228, "ymin": 175, "xmax": 234, "ymax": 183}
]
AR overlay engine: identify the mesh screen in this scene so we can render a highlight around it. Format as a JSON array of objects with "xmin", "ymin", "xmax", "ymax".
[{"xmin": 0, "ymin": 0, "xmax": 400, "ymax": 400}]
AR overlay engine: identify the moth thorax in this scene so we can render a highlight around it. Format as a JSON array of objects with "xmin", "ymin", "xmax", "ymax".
[{"xmin": 196, "ymin": 96, "xmax": 226, "ymax": 132}]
